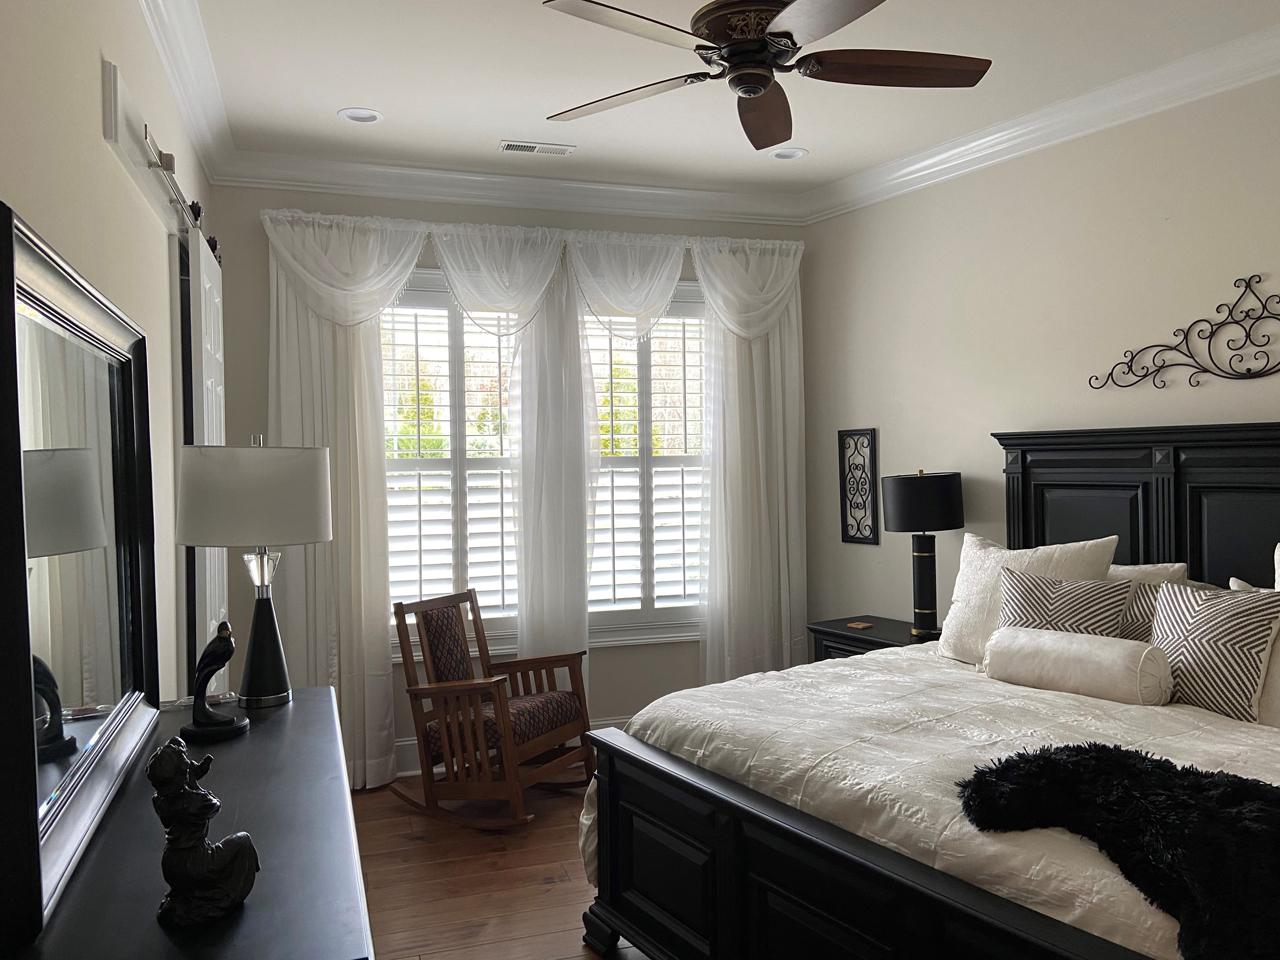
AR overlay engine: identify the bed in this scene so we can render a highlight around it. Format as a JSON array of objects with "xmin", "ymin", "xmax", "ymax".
[{"xmin": 578, "ymin": 422, "xmax": 1280, "ymax": 960}]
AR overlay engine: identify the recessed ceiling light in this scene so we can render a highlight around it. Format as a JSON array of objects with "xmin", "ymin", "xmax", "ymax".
[
  {"xmin": 770, "ymin": 147, "xmax": 809, "ymax": 161},
  {"xmin": 337, "ymin": 106, "xmax": 383, "ymax": 124}
]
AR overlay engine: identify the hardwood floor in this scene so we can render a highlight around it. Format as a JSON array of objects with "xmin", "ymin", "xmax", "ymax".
[{"xmin": 354, "ymin": 778, "xmax": 643, "ymax": 960}]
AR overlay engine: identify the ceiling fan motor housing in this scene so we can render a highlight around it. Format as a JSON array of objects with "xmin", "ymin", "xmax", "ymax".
[{"xmin": 726, "ymin": 63, "xmax": 775, "ymax": 98}]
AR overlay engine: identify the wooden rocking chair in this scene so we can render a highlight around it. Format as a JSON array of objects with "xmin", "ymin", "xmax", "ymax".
[{"xmin": 389, "ymin": 589, "xmax": 594, "ymax": 829}]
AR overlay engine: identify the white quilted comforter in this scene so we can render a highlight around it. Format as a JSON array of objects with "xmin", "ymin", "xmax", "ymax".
[{"xmin": 578, "ymin": 642, "xmax": 1280, "ymax": 959}]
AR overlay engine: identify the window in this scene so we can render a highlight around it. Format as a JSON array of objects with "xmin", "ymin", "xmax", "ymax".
[
  {"xmin": 382, "ymin": 277, "xmax": 518, "ymax": 620},
  {"xmin": 382, "ymin": 271, "xmax": 706, "ymax": 632},
  {"xmin": 587, "ymin": 295, "xmax": 705, "ymax": 619}
]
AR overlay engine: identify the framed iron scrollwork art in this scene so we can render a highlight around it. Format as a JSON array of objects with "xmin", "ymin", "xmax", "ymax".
[
  {"xmin": 1091, "ymin": 273, "xmax": 1280, "ymax": 389},
  {"xmin": 838, "ymin": 428, "xmax": 879, "ymax": 545}
]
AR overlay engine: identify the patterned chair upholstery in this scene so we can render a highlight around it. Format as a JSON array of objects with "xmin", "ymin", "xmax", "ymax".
[
  {"xmin": 423, "ymin": 689, "xmax": 582, "ymax": 764},
  {"xmin": 419, "ymin": 604, "xmax": 473, "ymax": 682}
]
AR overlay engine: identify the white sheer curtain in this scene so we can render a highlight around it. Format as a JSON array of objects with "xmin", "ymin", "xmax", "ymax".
[
  {"xmin": 693, "ymin": 238, "xmax": 807, "ymax": 683},
  {"xmin": 428, "ymin": 225, "xmax": 600, "ymax": 662},
  {"xmin": 17, "ymin": 318, "xmax": 119, "ymax": 706},
  {"xmin": 262, "ymin": 208, "xmax": 429, "ymax": 788},
  {"xmin": 567, "ymin": 231, "xmax": 686, "ymax": 340},
  {"xmin": 513, "ymin": 262, "xmax": 596, "ymax": 660}
]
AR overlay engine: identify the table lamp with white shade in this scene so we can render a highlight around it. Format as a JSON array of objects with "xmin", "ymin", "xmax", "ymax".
[
  {"xmin": 22, "ymin": 447, "xmax": 110, "ymax": 761},
  {"xmin": 176, "ymin": 441, "xmax": 332, "ymax": 708},
  {"xmin": 23, "ymin": 447, "xmax": 109, "ymax": 560}
]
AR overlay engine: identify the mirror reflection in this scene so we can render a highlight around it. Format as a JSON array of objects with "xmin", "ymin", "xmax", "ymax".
[{"xmin": 16, "ymin": 299, "xmax": 130, "ymax": 814}]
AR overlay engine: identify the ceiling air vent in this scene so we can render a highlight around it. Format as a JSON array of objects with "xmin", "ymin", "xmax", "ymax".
[{"xmin": 498, "ymin": 140, "xmax": 577, "ymax": 157}]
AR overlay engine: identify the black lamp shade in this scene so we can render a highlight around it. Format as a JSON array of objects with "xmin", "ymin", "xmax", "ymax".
[{"xmin": 882, "ymin": 472, "xmax": 964, "ymax": 533}]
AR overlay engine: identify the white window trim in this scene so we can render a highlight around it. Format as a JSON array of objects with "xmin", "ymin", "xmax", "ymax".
[{"xmin": 386, "ymin": 268, "xmax": 706, "ymax": 650}]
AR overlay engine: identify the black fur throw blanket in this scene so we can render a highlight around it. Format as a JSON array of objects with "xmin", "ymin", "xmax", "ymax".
[{"xmin": 956, "ymin": 743, "xmax": 1280, "ymax": 960}]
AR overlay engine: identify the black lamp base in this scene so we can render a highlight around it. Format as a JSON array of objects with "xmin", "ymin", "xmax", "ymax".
[
  {"xmin": 910, "ymin": 533, "xmax": 941, "ymax": 640},
  {"xmin": 239, "ymin": 596, "xmax": 292, "ymax": 708}
]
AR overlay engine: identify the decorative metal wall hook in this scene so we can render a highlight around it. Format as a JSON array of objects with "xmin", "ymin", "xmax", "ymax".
[{"xmin": 1090, "ymin": 274, "xmax": 1280, "ymax": 389}]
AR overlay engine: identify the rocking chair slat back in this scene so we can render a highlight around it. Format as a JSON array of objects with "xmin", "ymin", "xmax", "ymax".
[{"xmin": 394, "ymin": 589, "xmax": 496, "ymax": 688}]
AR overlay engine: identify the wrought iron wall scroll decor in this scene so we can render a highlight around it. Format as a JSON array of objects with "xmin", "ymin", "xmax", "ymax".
[
  {"xmin": 1091, "ymin": 274, "xmax": 1280, "ymax": 389},
  {"xmin": 838, "ymin": 428, "xmax": 879, "ymax": 544}
]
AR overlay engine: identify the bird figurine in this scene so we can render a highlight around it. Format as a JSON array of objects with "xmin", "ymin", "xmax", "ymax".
[
  {"xmin": 32, "ymin": 654, "xmax": 77, "ymax": 762},
  {"xmin": 181, "ymin": 621, "xmax": 250, "ymax": 742}
]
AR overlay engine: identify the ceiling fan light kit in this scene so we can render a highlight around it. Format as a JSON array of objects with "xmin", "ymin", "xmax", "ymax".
[{"xmin": 543, "ymin": 0, "xmax": 992, "ymax": 151}]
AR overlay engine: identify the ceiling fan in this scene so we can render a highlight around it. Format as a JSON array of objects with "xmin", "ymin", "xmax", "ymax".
[{"xmin": 543, "ymin": 0, "xmax": 992, "ymax": 150}]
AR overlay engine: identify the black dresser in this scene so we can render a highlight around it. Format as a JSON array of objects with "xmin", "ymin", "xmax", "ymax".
[
  {"xmin": 809, "ymin": 615, "xmax": 919, "ymax": 660},
  {"xmin": 19, "ymin": 688, "xmax": 372, "ymax": 960}
]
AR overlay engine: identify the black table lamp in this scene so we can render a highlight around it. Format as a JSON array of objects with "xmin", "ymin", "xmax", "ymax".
[{"xmin": 882, "ymin": 470, "xmax": 964, "ymax": 639}]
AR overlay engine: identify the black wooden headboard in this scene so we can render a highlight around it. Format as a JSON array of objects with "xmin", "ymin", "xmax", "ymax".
[{"xmin": 994, "ymin": 422, "xmax": 1280, "ymax": 588}]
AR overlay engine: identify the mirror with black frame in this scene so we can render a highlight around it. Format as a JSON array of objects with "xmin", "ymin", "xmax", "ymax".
[
  {"xmin": 16, "ymin": 298, "xmax": 130, "ymax": 811},
  {"xmin": 0, "ymin": 204, "xmax": 159, "ymax": 951}
]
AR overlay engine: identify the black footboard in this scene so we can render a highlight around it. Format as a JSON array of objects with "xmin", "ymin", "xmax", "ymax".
[{"xmin": 584, "ymin": 727, "xmax": 1149, "ymax": 960}]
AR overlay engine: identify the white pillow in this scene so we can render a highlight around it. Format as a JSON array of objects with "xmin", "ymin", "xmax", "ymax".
[
  {"xmin": 983, "ymin": 626, "xmax": 1172, "ymax": 705},
  {"xmin": 1107, "ymin": 562, "xmax": 1189, "ymax": 584},
  {"xmin": 938, "ymin": 533, "xmax": 1119, "ymax": 665},
  {"xmin": 1229, "ymin": 576, "xmax": 1280, "ymax": 727}
]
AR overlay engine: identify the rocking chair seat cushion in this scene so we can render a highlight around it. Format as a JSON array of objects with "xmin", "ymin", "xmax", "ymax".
[{"xmin": 424, "ymin": 690, "xmax": 582, "ymax": 764}]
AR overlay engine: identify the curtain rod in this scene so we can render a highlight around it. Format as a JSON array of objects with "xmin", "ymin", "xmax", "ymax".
[
  {"xmin": 144, "ymin": 124, "xmax": 200, "ymax": 235},
  {"xmin": 260, "ymin": 208, "xmax": 802, "ymax": 252}
]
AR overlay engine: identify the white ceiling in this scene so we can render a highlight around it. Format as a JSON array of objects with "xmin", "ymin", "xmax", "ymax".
[{"xmin": 195, "ymin": 0, "xmax": 1280, "ymax": 196}]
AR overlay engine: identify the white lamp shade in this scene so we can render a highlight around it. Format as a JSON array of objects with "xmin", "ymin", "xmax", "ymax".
[
  {"xmin": 176, "ymin": 446, "xmax": 333, "ymax": 547},
  {"xmin": 23, "ymin": 447, "xmax": 110, "ymax": 559}
]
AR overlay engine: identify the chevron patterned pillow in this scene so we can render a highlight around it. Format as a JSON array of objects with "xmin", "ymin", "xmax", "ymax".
[
  {"xmin": 1108, "ymin": 563, "xmax": 1190, "ymax": 642},
  {"xmin": 1113, "ymin": 582, "xmax": 1163, "ymax": 642},
  {"xmin": 1150, "ymin": 582, "xmax": 1280, "ymax": 722},
  {"xmin": 998, "ymin": 568, "xmax": 1132, "ymax": 636}
]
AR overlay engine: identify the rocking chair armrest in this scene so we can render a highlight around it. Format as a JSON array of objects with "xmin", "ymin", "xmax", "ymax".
[
  {"xmin": 405, "ymin": 676, "xmax": 509, "ymax": 699},
  {"xmin": 497, "ymin": 651, "xmax": 587, "ymax": 674}
]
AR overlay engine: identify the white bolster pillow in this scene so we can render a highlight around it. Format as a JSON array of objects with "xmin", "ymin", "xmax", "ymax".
[{"xmin": 982, "ymin": 626, "xmax": 1173, "ymax": 706}]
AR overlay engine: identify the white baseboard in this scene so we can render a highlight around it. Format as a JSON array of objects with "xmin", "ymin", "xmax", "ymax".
[
  {"xmin": 392, "ymin": 714, "xmax": 632, "ymax": 780},
  {"xmin": 393, "ymin": 737, "xmax": 421, "ymax": 779}
]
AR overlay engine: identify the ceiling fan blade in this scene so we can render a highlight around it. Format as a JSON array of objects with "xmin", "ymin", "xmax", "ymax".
[
  {"xmin": 738, "ymin": 82, "xmax": 793, "ymax": 151},
  {"xmin": 767, "ymin": 0, "xmax": 889, "ymax": 48},
  {"xmin": 549, "ymin": 73, "xmax": 711, "ymax": 121},
  {"xmin": 796, "ymin": 49, "xmax": 992, "ymax": 87},
  {"xmin": 543, "ymin": 0, "xmax": 705, "ymax": 51}
]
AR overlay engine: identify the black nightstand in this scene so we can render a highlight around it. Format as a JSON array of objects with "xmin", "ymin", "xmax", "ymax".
[{"xmin": 809, "ymin": 615, "xmax": 919, "ymax": 660}]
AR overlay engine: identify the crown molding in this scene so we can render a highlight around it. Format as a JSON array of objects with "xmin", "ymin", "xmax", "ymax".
[
  {"xmin": 142, "ymin": 0, "xmax": 1280, "ymax": 226},
  {"xmin": 138, "ymin": 0, "xmax": 235, "ymax": 182},
  {"xmin": 797, "ymin": 22, "xmax": 1280, "ymax": 224}
]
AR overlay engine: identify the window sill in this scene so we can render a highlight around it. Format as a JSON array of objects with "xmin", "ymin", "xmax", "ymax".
[{"xmin": 390, "ymin": 611, "xmax": 703, "ymax": 663}]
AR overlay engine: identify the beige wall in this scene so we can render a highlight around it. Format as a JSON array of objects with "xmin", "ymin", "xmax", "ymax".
[
  {"xmin": 0, "ymin": 0, "xmax": 210, "ymax": 697},
  {"xmin": 209, "ymin": 182, "xmax": 801, "ymax": 758},
  {"xmin": 803, "ymin": 75, "xmax": 1280, "ymax": 631}
]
